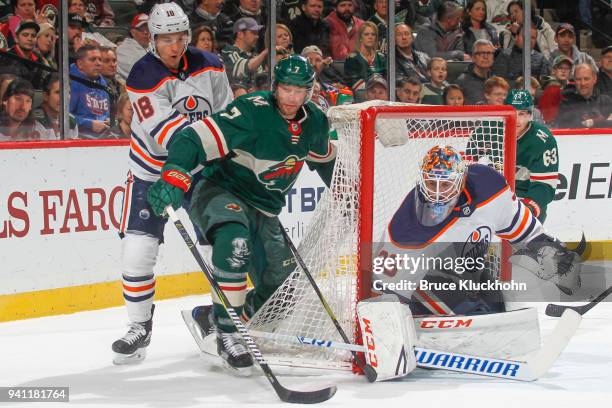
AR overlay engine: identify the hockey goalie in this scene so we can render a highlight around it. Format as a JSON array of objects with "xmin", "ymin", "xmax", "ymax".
[{"xmin": 373, "ymin": 144, "xmax": 582, "ymax": 317}]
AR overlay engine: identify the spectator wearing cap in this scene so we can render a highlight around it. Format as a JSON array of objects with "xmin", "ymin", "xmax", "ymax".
[
  {"xmin": 395, "ymin": 23, "xmax": 429, "ymax": 83},
  {"xmin": 344, "ymin": 21, "xmax": 386, "ymax": 92},
  {"xmin": 415, "ymin": 1, "xmax": 470, "ymax": 62},
  {"xmin": 4, "ymin": 0, "xmax": 40, "ymax": 47},
  {"xmin": 224, "ymin": 0, "xmax": 266, "ymax": 50},
  {"xmin": 456, "ymin": 38, "xmax": 494, "ymax": 104},
  {"xmin": 396, "ymin": 76, "xmax": 422, "ymax": 103},
  {"xmin": 492, "ymin": 24, "xmax": 550, "ymax": 84},
  {"xmin": 116, "ymin": 13, "xmax": 150, "ymax": 80},
  {"xmin": 301, "ymin": 44, "xmax": 352, "ymax": 107},
  {"xmin": 595, "ymin": 46, "xmax": 612, "ymax": 98},
  {"xmin": 538, "ymin": 54, "xmax": 573, "ymax": 124},
  {"xmin": 190, "ymin": 0, "xmax": 234, "ymax": 52},
  {"xmin": 365, "ymin": 73, "xmax": 388, "ymax": 101},
  {"xmin": 0, "ymin": 78, "xmax": 55, "ymax": 141},
  {"xmin": 549, "ymin": 23, "xmax": 597, "ymax": 76},
  {"xmin": 325, "ymin": 0, "xmax": 364, "ymax": 61},
  {"xmin": 68, "ymin": 13, "xmax": 89, "ymax": 65},
  {"xmin": 288, "ymin": 0, "xmax": 331, "ymax": 56},
  {"xmin": 556, "ymin": 63, "xmax": 612, "ymax": 129},
  {"xmin": 70, "ymin": 44, "xmax": 111, "ymax": 138},
  {"xmin": 221, "ymin": 17, "xmax": 266, "ymax": 87},
  {"xmin": 33, "ymin": 73, "xmax": 61, "ymax": 138},
  {"xmin": 0, "ymin": 21, "xmax": 46, "ymax": 89}
]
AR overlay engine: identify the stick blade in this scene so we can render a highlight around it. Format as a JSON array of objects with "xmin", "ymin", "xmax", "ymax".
[
  {"xmin": 545, "ymin": 303, "xmax": 567, "ymax": 317},
  {"xmin": 277, "ymin": 385, "xmax": 337, "ymax": 404},
  {"xmin": 527, "ymin": 309, "xmax": 581, "ymax": 379}
]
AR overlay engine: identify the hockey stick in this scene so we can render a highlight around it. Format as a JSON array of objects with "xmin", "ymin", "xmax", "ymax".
[
  {"xmin": 546, "ymin": 285, "xmax": 612, "ymax": 317},
  {"xmin": 278, "ymin": 225, "xmax": 377, "ymax": 382},
  {"xmin": 166, "ymin": 207, "xmax": 336, "ymax": 404},
  {"xmin": 250, "ymin": 308, "xmax": 581, "ymax": 381}
]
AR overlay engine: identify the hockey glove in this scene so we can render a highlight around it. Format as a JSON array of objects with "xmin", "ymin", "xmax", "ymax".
[
  {"xmin": 510, "ymin": 234, "xmax": 582, "ymax": 295},
  {"xmin": 147, "ymin": 164, "xmax": 192, "ymax": 217}
]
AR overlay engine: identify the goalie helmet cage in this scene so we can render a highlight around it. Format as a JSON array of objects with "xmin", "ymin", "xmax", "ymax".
[{"xmin": 247, "ymin": 101, "xmax": 517, "ymax": 373}]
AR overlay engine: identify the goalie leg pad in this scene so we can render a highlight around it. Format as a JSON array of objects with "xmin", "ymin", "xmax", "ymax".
[{"xmin": 357, "ymin": 294, "xmax": 417, "ymax": 381}]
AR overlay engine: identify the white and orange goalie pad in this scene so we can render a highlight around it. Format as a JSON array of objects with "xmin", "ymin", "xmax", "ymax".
[{"xmin": 357, "ymin": 294, "xmax": 417, "ymax": 381}]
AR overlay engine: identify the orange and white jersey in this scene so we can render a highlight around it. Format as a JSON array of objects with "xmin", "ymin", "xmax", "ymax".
[{"xmin": 125, "ymin": 47, "xmax": 233, "ymax": 181}]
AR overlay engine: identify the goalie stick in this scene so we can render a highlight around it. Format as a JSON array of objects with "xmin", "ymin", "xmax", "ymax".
[
  {"xmin": 249, "ymin": 308, "xmax": 581, "ymax": 381},
  {"xmin": 166, "ymin": 207, "xmax": 337, "ymax": 404},
  {"xmin": 546, "ymin": 285, "xmax": 612, "ymax": 317},
  {"xmin": 278, "ymin": 225, "xmax": 378, "ymax": 382}
]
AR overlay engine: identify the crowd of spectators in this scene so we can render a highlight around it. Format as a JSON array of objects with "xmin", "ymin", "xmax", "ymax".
[{"xmin": 0, "ymin": 0, "xmax": 610, "ymax": 141}]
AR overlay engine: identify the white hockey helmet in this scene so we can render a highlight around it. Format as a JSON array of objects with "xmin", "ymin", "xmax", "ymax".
[{"xmin": 147, "ymin": 2, "xmax": 191, "ymax": 59}]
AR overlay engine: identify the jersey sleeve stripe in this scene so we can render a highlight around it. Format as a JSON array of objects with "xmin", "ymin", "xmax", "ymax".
[
  {"xmin": 130, "ymin": 139, "xmax": 164, "ymax": 168},
  {"xmin": 190, "ymin": 118, "xmax": 228, "ymax": 161},
  {"xmin": 156, "ymin": 116, "xmax": 189, "ymax": 146},
  {"xmin": 150, "ymin": 110, "xmax": 182, "ymax": 138},
  {"xmin": 475, "ymin": 185, "xmax": 509, "ymax": 208},
  {"xmin": 126, "ymin": 76, "xmax": 174, "ymax": 94},
  {"xmin": 129, "ymin": 151, "xmax": 161, "ymax": 175},
  {"xmin": 131, "ymin": 132, "xmax": 167, "ymax": 160},
  {"xmin": 497, "ymin": 207, "xmax": 521, "ymax": 234},
  {"xmin": 513, "ymin": 216, "xmax": 537, "ymax": 243},
  {"xmin": 498, "ymin": 208, "xmax": 530, "ymax": 240},
  {"xmin": 530, "ymin": 173, "xmax": 558, "ymax": 179},
  {"xmin": 307, "ymin": 142, "xmax": 337, "ymax": 162}
]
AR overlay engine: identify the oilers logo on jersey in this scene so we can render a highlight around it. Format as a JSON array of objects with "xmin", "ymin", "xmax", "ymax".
[
  {"xmin": 460, "ymin": 226, "xmax": 492, "ymax": 273},
  {"xmin": 173, "ymin": 95, "xmax": 212, "ymax": 122}
]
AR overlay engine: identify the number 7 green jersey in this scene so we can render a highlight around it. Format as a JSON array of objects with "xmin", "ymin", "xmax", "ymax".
[{"xmin": 181, "ymin": 91, "xmax": 335, "ymax": 216}]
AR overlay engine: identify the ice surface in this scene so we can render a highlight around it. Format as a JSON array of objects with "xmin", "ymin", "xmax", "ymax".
[{"xmin": 1, "ymin": 294, "xmax": 611, "ymax": 407}]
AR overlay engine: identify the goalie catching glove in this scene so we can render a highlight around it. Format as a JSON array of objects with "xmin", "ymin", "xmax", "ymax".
[
  {"xmin": 147, "ymin": 164, "xmax": 192, "ymax": 216},
  {"xmin": 510, "ymin": 233, "xmax": 582, "ymax": 295}
]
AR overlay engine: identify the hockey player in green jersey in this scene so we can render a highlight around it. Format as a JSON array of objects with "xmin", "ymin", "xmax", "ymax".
[
  {"xmin": 466, "ymin": 89, "xmax": 559, "ymax": 222},
  {"xmin": 506, "ymin": 89, "xmax": 559, "ymax": 222},
  {"xmin": 146, "ymin": 55, "xmax": 336, "ymax": 374}
]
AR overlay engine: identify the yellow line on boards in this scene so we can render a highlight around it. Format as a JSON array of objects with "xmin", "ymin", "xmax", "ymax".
[{"xmin": 0, "ymin": 272, "xmax": 211, "ymax": 323}]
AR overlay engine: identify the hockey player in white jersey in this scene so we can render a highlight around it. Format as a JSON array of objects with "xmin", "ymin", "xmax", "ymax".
[
  {"xmin": 112, "ymin": 2, "xmax": 233, "ymax": 364},
  {"xmin": 375, "ymin": 145, "xmax": 581, "ymax": 315}
]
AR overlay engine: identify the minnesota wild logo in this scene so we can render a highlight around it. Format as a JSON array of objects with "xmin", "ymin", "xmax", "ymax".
[{"xmin": 258, "ymin": 156, "xmax": 304, "ymax": 192}]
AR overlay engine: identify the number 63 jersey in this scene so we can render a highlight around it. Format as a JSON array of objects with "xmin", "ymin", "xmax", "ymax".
[{"xmin": 125, "ymin": 47, "xmax": 233, "ymax": 182}]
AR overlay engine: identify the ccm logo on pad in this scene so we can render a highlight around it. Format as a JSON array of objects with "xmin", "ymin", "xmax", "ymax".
[{"xmin": 420, "ymin": 319, "xmax": 473, "ymax": 329}]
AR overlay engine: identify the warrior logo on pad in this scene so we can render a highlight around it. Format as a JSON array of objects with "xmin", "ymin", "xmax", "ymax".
[{"xmin": 258, "ymin": 156, "xmax": 304, "ymax": 192}]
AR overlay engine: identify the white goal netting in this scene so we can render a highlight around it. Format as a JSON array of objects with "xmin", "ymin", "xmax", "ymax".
[{"xmin": 247, "ymin": 101, "xmax": 514, "ymax": 372}]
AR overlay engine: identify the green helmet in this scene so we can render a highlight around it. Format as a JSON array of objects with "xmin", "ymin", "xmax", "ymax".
[
  {"xmin": 505, "ymin": 89, "xmax": 533, "ymax": 112},
  {"xmin": 273, "ymin": 55, "xmax": 316, "ymax": 90}
]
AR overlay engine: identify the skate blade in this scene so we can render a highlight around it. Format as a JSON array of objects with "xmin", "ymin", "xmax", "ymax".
[{"xmin": 113, "ymin": 348, "xmax": 146, "ymax": 365}]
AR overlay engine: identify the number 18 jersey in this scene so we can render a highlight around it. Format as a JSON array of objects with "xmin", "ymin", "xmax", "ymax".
[{"xmin": 125, "ymin": 47, "xmax": 233, "ymax": 181}]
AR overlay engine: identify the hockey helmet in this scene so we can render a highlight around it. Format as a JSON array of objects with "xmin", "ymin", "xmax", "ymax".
[
  {"xmin": 505, "ymin": 89, "xmax": 533, "ymax": 112},
  {"xmin": 415, "ymin": 145, "xmax": 467, "ymax": 226},
  {"xmin": 147, "ymin": 2, "xmax": 191, "ymax": 59},
  {"xmin": 274, "ymin": 55, "xmax": 316, "ymax": 96}
]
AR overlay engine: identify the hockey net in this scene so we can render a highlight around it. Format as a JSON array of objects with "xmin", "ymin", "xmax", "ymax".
[{"xmin": 247, "ymin": 102, "xmax": 517, "ymax": 372}]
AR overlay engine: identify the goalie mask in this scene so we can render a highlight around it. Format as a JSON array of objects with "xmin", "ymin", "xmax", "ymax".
[
  {"xmin": 415, "ymin": 145, "xmax": 467, "ymax": 226},
  {"xmin": 147, "ymin": 2, "xmax": 191, "ymax": 60}
]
